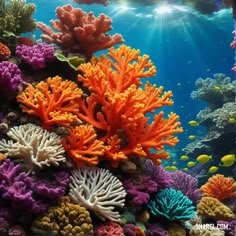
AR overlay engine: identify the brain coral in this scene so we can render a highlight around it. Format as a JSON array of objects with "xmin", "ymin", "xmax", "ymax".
[
  {"xmin": 197, "ymin": 197, "xmax": 235, "ymax": 221},
  {"xmin": 31, "ymin": 198, "xmax": 93, "ymax": 236}
]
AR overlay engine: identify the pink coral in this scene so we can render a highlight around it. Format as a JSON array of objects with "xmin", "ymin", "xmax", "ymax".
[
  {"xmin": 37, "ymin": 4, "xmax": 124, "ymax": 59},
  {"xmin": 95, "ymin": 221, "xmax": 124, "ymax": 236}
]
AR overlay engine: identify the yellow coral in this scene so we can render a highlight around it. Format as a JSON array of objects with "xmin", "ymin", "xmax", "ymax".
[
  {"xmin": 189, "ymin": 225, "xmax": 224, "ymax": 236},
  {"xmin": 167, "ymin": 223, "xmax": 186, "ymax": 236},
  {"xmin": 197, "ymin": 197, "xmax": 235, "ymax": 221},
  {"xmin": 31, "ymin": 198, "xmax": 93, "ymax": 236}
]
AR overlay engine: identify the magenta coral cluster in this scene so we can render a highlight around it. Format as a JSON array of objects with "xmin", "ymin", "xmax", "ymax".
[
  {"xmin": 15, "ymin": 43, "xmax": 55, "ymax": 70},
  {"xmin": 123, "ymin": 174, "xmax": 157, "ymax": 205},
  {"xmin": 0, "ymin": 61, "xmax": 22, "ymax": 92}
]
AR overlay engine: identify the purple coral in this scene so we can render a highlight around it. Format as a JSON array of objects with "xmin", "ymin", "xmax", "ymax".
[
  {"xmin": 146, "ymin": 223, "xmax": 167, "ymax": 236},
  {"xmin": 145, "ymin": 159, "xmax": 172, "ymax": 190},
  {"xmin": 0, "ymin": 159, "xmax": 69, "ymax": 215},
  {"xmin": 123, "ymin": 174, "xmax": 157, "ymax": 205},
  {"xmin": 217, "ymin": 220, "xmax": 236, "ymax": 236},
  {"xmin": 170, "ymin": 171, "xmax": 201, "ymax": 203},
  {"xmin": 123, "ymin": 224, "xmax": 136, "ymax": 236},
  {"xmin": 0, "ymin": 61, "xmax": 22, "ymax": 91},
  {"xmin": 16, "ymin": 43, "xmax": 55, "ymax": 70}
]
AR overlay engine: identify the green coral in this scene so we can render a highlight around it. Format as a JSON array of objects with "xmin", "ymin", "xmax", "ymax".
[
  {"xmin": 0, "ymin": 0, "xmax": 36, "ymax": 44},
  {"xmin": 31, "ymin": 198, "xmax": 93, "ymax": 236}
]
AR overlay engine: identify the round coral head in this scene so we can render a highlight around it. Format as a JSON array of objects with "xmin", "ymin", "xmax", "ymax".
[{"xmin": 0, "ymin": 43, "xmax": 11, "ymax": 60}]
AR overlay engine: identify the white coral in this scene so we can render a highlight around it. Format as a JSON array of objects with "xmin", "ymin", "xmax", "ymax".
[
  {"xmin": 69, "ymin": 167, "xmax": 127, "ymax": 222},
  {"xmin": 0, "ymin": 123, "xmax": 65, "ymax": 173}
]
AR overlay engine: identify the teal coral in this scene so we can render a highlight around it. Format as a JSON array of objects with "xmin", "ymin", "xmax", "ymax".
[
  {"xmin": 147, "ymin": 188, "xmax": 196, "ymax": 221},
  {"xmin": 0, "ymin": 0, "xmax": 36, "ymax": 44},
  {"xmin": 31, "ymin": 198, "xmax": 93, "ymax": 236}
]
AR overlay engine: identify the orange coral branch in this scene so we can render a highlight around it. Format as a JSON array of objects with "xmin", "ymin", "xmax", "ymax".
[
  {"xmin": 17, "ymin": 76, "xmax": 82, "ymax": 130},
  {"xmin": 200, "ymin": 174, "xmax": 236, "ymax": 201},
  {"xmin": 62, "ymin": 125, "xmax": 105, "ymax": 167}
]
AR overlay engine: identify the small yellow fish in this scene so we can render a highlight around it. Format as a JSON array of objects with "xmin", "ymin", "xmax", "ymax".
[
  {"xmin": 220, "ymin": 154, "xmax": 235, "ymax": 167},
  {"xmin": 187, "ymin": 161, "xmax": 196, "ymax": 167},
  {"xmin": 212, "ymin": 85, "xmax": 221, "ymax": 91},
  {"xmin": 165, "ymin": 166, "xmax": 172, "ymax": 171},
  {"xmin": 182, "ymin": 168, "xmax": 189, "ymax": 172},
  {"xmin": 170, "ymin": 166, "xmax": 177, "ymax": 171},
  {"xmin": 188, "ymin": 120, "xmax": 199, "ymax": 126},
  {"xmin": 180, "ymin": 155, "xmax": 189, "ymax": 161},
  {"xmin": 188, "ymin": 135, "xmax": 196, "ymax": 140},
  {"xmin": 228, "ymin": 117, "xmax": 236, "ymax": 124},
  {"xmin": 197, "ymin": 154, "xmax": 212, "ymax": 164},
  {"xmin": 208, "ymin": 166, "xmax": 218, "ymax": 173}
]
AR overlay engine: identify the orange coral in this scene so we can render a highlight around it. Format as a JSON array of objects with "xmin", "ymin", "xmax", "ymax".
[
  {"xmin": 200, "ymin": 174, "xmax": 236, "ymax": 201},
  {"xmin": 17, "ymin": 76, "xmax": 82, "ymax": 130},
  {"xmin": 74, "ymin": 45, "xmax": 183, "ymax": 167},
  {"xmin": 0, "ymin": 42, "xmax": 11, "ymax": 60},
  {"xmin": 62, "ymin": 125, "xmax": 105, "ymax": 167}
]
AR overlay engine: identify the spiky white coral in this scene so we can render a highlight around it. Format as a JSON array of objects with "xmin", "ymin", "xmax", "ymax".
[
  {"xmin": 69, "ymin": 167, "xmax": 127, "ymax": 222},
  {"xmin": 0, "ymin": 123, "xmax": 65, "ymax": 173}
]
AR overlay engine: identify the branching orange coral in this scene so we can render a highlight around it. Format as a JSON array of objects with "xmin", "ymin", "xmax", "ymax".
[
  {"xmin": 62, "ymin": 125, "xmax": 105, "ymax": 167},
  {"xmin": 200, "ymin": 174, "xmax": 236, "ymax": 201},
  {"xmin": 17, "ymin": 76, "xmax": 82, "ymax": 130},
  {"xmin": 71, "ymin": 45, "xmax": 183, "ymax": 167}
]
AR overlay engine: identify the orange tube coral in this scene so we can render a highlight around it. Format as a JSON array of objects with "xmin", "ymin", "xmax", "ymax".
[
  {"xmin": 17, "ymin": 76, "xmax": 82, "ymax": 130},
  {"xmin": 200, "ymin": 174, "xmax": 236, "ymax": 201}
]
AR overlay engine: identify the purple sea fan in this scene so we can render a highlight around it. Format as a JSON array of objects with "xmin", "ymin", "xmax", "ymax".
[
  {"xmin": 170, "ymin": 171, "xmax": 201, "ymax": 203},
  {"xmin": 0, "ymin": 61, "xmax": 22, "ymax": 92},
  {"xmin": 15, "ymin": 43, "xmax": 55, "ymax": 70},
  {"xmin": 145, "ymin": 159, "xmax": 172, "ymax": 190}
]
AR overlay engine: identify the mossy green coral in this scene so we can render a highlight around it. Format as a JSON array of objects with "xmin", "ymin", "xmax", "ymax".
[
  {"xmin": 0, "ymin": 0, "xmax": 36, "ymax": 44},
  {"xmin": 31, "ymin": 198, "xmax": 93, "ymax": 236}
]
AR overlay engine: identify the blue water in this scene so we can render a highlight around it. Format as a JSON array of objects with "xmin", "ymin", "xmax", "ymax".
[{"xmin": 29, "ymin": 0, "xmax": 236, "ymax": 155}]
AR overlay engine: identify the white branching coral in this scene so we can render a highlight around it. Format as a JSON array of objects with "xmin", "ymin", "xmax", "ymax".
[
  {"xmin": 0, "ymin": 123, "xmax": 65, "ymax": 173},
  {"xmin": 69, "ymin": 167, "xmax": 127, "ymax": 222}
]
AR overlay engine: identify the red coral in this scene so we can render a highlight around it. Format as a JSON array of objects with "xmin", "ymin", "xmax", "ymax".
[
  {"xmin": 0, "ymin": 43, "xmax": 11, "ymax": 60},
  {"xmin": 37, "ymin": 4, "xmax": 123, "ymax": 59},
  {"xmin": 95, "ymin": 221, "xmax": 124, "ymax": 236}
]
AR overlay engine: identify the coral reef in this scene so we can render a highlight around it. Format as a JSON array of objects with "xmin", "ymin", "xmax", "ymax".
[
  {"xmin": 200, "ymin": 174, "xmax": 236, "ymax": 201},
  {"xmin": 0, "ymin": 123, "xmax": 66, "ymax": 173},
  {"xmin": 148, "ymin": 188, "xmax": 196, "ymax": 220},
  {"xmin": 17, "ymin": 76, "xmax": 82, "ymax": 130},
  {"xmin": 31, "ymin": 197, "xmax": 93, "ymax": 235},
  {"xmin": 69, "ymin": 166, "xmax": 126, "ymax": 221},
  {"xmin": 15, "ymin": 43, "xmax": 55, "ymax": 70},
  {"xmin": 167, "ymin": 223, "xmax": 186, "ymax": 236},
  {"xmin": 197, "ymin": 196, "xmax": 235, "ymax": 221},
  {"xmin": 37, "ymin": 4, "xmax": 123, "ymax": 58}
]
